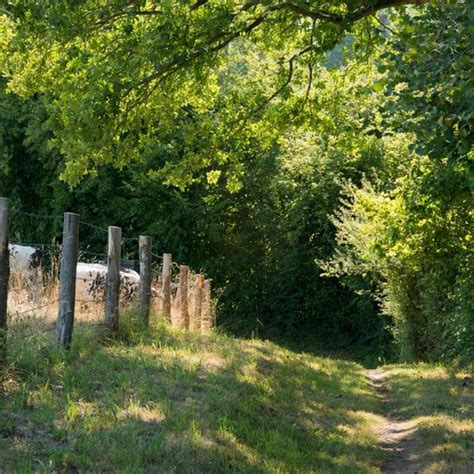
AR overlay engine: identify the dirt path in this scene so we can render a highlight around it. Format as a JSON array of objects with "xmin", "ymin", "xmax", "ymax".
[{"xmin": 367, "ymin": 369, "xmax": 425, "ymax": 474}]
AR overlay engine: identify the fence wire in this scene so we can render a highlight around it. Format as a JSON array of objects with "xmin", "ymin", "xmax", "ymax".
[
  {"xmin": 10, "ymin": 209, "xmax": 63, "ymax": 220},
  {"xmin": 9, "ymin": 299, "xmax": 60, "ymax": 317},
  {"xmin": 6, "ymin": 206, "xmax": 214, "ymax": 337}
]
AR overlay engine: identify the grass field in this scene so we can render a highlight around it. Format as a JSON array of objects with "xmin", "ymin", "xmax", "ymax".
[{"xmin": 1, "ymin": 313, "xmax": 473, "ymax": 473}]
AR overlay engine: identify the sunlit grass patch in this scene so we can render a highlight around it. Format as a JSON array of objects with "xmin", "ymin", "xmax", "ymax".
[
  {"xmin": 381, "ymin": 363, "xmax": 474, "ymax": 473},
  {"xmin": 1, "ymin": 313, "xmax": 384, "ymax": 472}
]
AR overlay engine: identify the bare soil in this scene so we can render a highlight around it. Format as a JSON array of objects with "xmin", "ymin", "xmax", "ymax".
[{"xmin": 367, "ymin": 369, "xmax": 426, "ymax": 474}]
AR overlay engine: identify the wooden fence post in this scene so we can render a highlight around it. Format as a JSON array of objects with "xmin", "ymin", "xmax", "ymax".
[
  {"xmin": 162, "ymin": 253, "xmax": 172, "ymax": 324},
  {"xmin": 201, "ymin": 279, "xmax": 214, "ymax": 332},
  {"xmin": 189, "ymin": 274, "xmax": 204, "ymax": 332},
  {"xmin": 178, "ymin": 265, "xmax": 189, "ymax": 330},
  {"xmin": 56, "ymin": 212, "xmax": 79, "ymax": 348},
  {"xmin": 0, "ymin": 197, "xmax": 9, "ymax": 362},
  {"xmin": 105, "ymin": 226, "xmax": 121, "ymax": 332},
  {"xmin": 139, "ymin": 235, "xmax": 152, "ymax": 326}
]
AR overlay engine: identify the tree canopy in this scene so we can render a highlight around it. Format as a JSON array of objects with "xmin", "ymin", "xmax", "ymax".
[{"xmin": 1, "ymin": 0, "xmax": 428, "ymax": 184}]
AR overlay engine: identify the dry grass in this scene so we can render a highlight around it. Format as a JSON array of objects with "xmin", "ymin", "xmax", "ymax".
[{"xmin": 7, "ymin": 265, "xmax": 211, "ymax": 332}]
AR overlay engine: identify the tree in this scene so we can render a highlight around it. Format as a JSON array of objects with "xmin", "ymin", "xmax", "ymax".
[
  {"xmin": 1, "ymin": 0, "xmax": 428, "ymax": 184},
  {"xmin": 323, "ymin": 3, "xmax": 474, "ymax": 362}
]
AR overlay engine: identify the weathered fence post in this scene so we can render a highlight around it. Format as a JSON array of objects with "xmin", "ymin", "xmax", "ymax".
[
  {"xmin": 178, "ymin": 265, "xmax": 189, "ymax": 330},
  {"xmin": 162, "ymin": 253, "xmax": 172, "ymax": 323},
  {"xmin": 139, "ymin": 235, "xmax": 152, "ymax": 326},
  {"xmin": 105, "ymin": 226, "xmax": 121, "ymax": 332},
  {"xmin": 0, "ymin": 198, "xmax": 9, "ymax": 362},
  {"xmin": 189, "ymin": 274, "xmax": 204, "ymax": 332},
  {"xmin": 56, "ymin": 212, "xmax": 79, "ymax": 348},
  {"xmin": 201, "ymin": 279, "xmax": 214, "ymax": 332}
]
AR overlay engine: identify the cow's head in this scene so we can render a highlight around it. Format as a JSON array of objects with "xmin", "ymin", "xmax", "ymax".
[{"xmin": 28, "ymin": 249, "xmax": 43, "ymax": 269}]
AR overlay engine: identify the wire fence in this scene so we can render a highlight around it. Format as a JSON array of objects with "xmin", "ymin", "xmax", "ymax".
[{"xmin": 2, "ymin": 203, "xmax": 216, "ymax": 351}]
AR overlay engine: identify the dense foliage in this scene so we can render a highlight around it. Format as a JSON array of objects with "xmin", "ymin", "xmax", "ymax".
[
  {"xmin": 0, "ymin": 1, "xmax": 472, "ymax": 362},
  {"xmin": 1, "ymin": 0, "xmax": 424, "ymax": 185},
  {"xmin": 324, "ymin": 3, "xmax": 473, "ymax": 361}
]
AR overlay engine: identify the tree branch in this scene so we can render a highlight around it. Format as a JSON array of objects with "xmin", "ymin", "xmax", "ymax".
[
  {"xmin": 251, "ymin": 43, "xmax": 316, "ymax": 116},
  {"xmin": 265, "ymin": 0, "xmax": 428, "ymax": 23},
  {"xmin": 191, "ymin": 0, "xmax": 209, "ymax": 11}
]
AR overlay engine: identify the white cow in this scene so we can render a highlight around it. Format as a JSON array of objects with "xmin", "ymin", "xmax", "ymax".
[
  {"xmin": 76, "ymin": 262, "xmax": 140, "ymax": 303},
  {"xmin": 9, "ymin": 244, "xmax": 43, "ymax": 299}
]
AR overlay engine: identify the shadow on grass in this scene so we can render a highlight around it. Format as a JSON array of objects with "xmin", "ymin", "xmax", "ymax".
[
  {"xmin": 267, "ymin": 334, "xmax": 395, "ymax": 370},
  {"xmin": 1, "ymin": 318, "xmax": 385, "ymax": 472},
  {"xmin": 379, "ymin": 365, "xmax": 474, "ymax": 472}
]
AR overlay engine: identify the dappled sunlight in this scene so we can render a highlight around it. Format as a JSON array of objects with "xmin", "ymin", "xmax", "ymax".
[
  {"xmin": 116, "ymin": 400, "xmax": 167, "ymax": 424},
  {"xmin": 1, "ymin": 318, "xmax": 385, "ymax": 472},
  {"xmin": 5, "ymin": 316, "xmax": 470, "ymax": 472},
  {"xmin": 372, "ymin": 364, "xmax": 474, "ymax": 473},
  {"xmin": 337, "ymin": 411, "xmax": 384, "ymax": 440}
]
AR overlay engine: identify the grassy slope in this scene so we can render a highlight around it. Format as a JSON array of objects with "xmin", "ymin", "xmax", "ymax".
[
  {"xmin": 1, "ymin": 316, "xmax": 382, "ymax": 473},
  {"xmin": 1, "ymin": 315, "xmax": 473, "ymax": 473}
]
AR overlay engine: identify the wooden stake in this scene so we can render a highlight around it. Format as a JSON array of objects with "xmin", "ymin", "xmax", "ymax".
[
  {"xmin": 56, "ymin": 212, "xmax": 79, "ymax": 348},
  {"xmin": 105, "ymin": 226, "xmax": 121, "ymax": 332},
  {"xmin": 190, "ymin": 274, "xmax": 204, "ymax": 332},
  {"xmin": 201, "ymin": 279, "xmax": 214, "ymax": 331},
  {"xmin": 162, "ymin": 253, "xmax": 172, "ymax": 323},
  {"xmin": 139, "ymin": 235, "xmax": 152, "ymax": 327},
  {"xmin": 178, "ymin": 265, "xmax": 189, "ymax": 329},
  {"xmin": 0, "ymin": 198, "xmax": 9, "ymax": 362}
]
